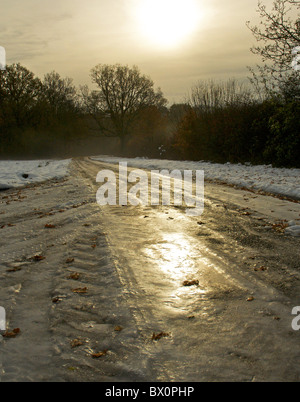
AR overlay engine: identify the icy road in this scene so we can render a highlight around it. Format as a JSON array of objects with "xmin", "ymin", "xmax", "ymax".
[{"xmin": 1, "ymin": 157, "xmax": 300, "ymax": 382}]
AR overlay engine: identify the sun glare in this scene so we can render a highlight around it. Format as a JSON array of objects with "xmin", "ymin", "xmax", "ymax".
[{"xmin": 135, "ymin": 0, "xmax": 201, "ymax": 49}]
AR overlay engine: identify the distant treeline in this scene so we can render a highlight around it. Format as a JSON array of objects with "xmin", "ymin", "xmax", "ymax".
[
  {"xmin": 0, "ymin": 63, "xmax": 299, "ymax": 167},
  {"xmin": 0, "ymin": 64, "xmax": 90, "ymax": 158},
  {"xmin": 170, "ymin": 78, "xmax": 300, "ymax": 168}
]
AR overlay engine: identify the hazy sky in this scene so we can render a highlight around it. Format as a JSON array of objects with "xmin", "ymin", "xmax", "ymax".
[{"xmin": 0, "ymin": 0, "xmax": 282, "ymax": 103}]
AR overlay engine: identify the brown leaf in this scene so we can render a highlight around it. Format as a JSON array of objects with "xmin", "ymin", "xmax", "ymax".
[
  {"xmin": 182, "ymin": 280, "xmax": 199, "ymax": 287},
  {"xmin": 114, "ymin": 325, "xmax": 123, "ymax": 332},
  {"xmin": 272, "ymin": 221, "xmax": 289, "ymax": 233},
  {"xmin": 152, "ymin": 332, "xmax": 170, "ymax": 341},
  {"xmin": 65, "ymin": 258, "xmax": 74, "ymax": 264},
  {"xmin": 32, "ymin": 255, "xmax": 45, "ymax": 261},
  {"xmin": 67, "ymin": 272, "xmax": 80, "ymax": 280},
  {"xmin": 70, "ymin": 339, "xmax": 84, "ymax": 348},
  {"xmin": 3, "ymin": 328, "xmax": 21, "ymax": 338},
  {"xmin": 254, "ymin": 266, "xmax": 267, "ymax": 272},
  {"xmin": 72, "ymin": 287, "xmax": 88, "ymax": 294},
  {"xmin": 45, "ymin": 224, "xmax": 56, "ymax": 229},
  {"xmin": 6, "ymin": 267, "xmax": 22, "ymax": 272},
  {"xmin": 91, "ymin": 349, "xmax": 108, "ymax": 358},
  {"xmin": 52, "ymin": 296, "xmax": 61, "ymax": 303},
  {"xmin": 247, "ymin": 296, "xmax": 254, "ymax": 302}
]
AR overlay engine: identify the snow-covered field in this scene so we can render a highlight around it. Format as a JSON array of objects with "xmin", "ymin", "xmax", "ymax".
[{"xmin": 0, "ymin": 159, "xmax": 71, "ymax": 190}]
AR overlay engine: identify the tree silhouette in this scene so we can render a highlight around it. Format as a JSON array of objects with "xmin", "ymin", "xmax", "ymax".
[
  {"xmin": 247, "ymin": 0, "xmax": 300, "ymax": 93},
  {"xmin": 82, "ymin": 64, "xmax": 167, "ymax": 151}
]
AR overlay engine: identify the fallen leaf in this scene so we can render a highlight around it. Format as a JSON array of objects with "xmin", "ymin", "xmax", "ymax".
[
  {"xmin": 254, "ymin": 266, "xmax": 267, "ymax": 272},
  {"xmin": 67, "ymin": 272, "xmax": 80, "ymax": 280},
  {"xmin": 152, "ymin": 332, "xmax": 170, "ymax": 341},
  {"xmin": 114, "ymin": 325, "xmax": 123, "ymax": 332},
  {"xmin": 65, "ymin": 258, "xmax": 74, "ymax": 264},
  {"xmin": 3, "ymin": 328, "xmax": 21, "ymax": 338},
  {"xmin": 272, "ymin": 221, "xmax": 289, "ymax": 233},
  {"xmin": 247, "ymin": 296, "xmax": 254, "ymax": 302},
  {"xmin": 91, "ymin": 349, "xmax": 108, "ymax": 358},
  {"xmin": 6, "ymin": 267, "xmax": 22, "ymax": 272},
  {"xmin": 32, "ymin": 255, "xmax": 45, "ymax": 261},
  {"xmin": 70, "ymin": 339, "xmax": 84, "ymax": 348},
  {"xmin": 45, "ymin": 224, "xmax": 56, "ymax": 229},
  {"xmin": 72, "ymin": 287, "xmax": 88, "ymax": 294},
  {"xmin": 52, "ymin": 296, "xmax": 61, "ymax": 303},
  {"xmin": 182, "ymin": 280, "xmax": 199, "ymax": 287}
]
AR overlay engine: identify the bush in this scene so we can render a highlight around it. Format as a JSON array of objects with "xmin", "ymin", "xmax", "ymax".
[{"xmin": 264, "ymin": 101, "xmax": 300, "ymax": 167}]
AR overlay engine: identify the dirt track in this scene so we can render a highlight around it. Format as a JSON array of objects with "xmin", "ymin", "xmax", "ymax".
[{"xmin": 1, "ymin": 157, "xmax": 300, "ymax": 382}]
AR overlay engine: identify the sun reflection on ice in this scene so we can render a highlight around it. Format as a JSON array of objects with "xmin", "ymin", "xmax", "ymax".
[{"xmin": 143, "ymin": 232, "xmax": 208, "ymax": 311}]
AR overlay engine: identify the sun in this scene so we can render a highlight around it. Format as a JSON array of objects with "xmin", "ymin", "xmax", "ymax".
[{"xmin": 135, "ymin": 0, "xmax": 201, "ymax": 49}]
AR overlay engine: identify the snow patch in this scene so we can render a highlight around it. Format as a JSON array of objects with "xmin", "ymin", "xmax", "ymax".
[
  {"xmin": 0, "ymin": 159, "xmax": 71, "ymax": 189},
  {"xmin": 285, "ymin": 220, "xmax": 300, "ymax": 237}
]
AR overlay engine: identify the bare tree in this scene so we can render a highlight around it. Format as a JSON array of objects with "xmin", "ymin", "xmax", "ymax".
[
  {"xmin": 0, "ymin": 63, "xmax": 41, "ymax": 128},
  {"xmin": 189, "ymin": 79, "xmax": 253, "ymax": 112},
  {"xmin": 81, "ymin": 64, "xmax": 167, "ymax": 151},
  {"xmin": 246, "ymin": 0, "xmax": 300, "ymax": 93},
  {"xmin": 42, "ymin": 71, "xmax": 78, "ymax": 117}
]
